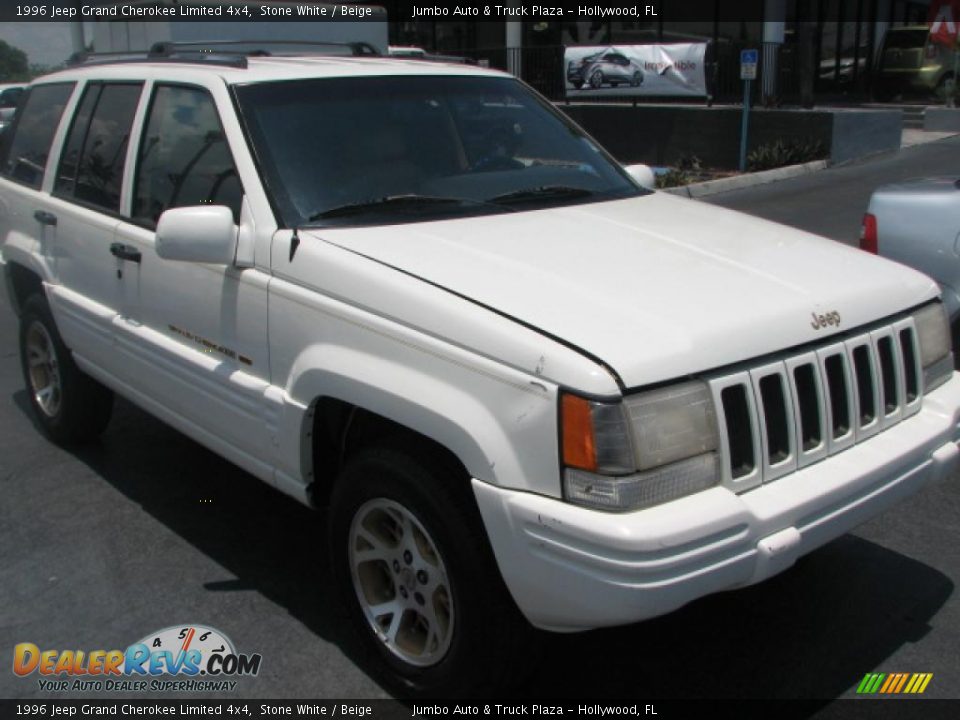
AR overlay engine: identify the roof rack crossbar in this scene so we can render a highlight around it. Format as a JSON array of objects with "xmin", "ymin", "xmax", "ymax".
[{"xmin": 149, "ymin": 39, "xmax": 381, "ymax": 57}]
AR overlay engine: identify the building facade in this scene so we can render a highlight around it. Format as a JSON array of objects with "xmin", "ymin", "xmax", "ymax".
[{"xmin": 379, "ymin": 0, "xmax": 939, "ymax": 103}]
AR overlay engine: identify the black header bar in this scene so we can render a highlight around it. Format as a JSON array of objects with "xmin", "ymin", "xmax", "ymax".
[{"xmin": 0, "ymin": 0, "xmax": 931, "ymax": 24}]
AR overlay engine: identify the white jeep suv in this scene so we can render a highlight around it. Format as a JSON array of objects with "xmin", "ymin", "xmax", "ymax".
[{"xmin": 2, "ymin": 44, "xmax": 959, "ymax": 695}]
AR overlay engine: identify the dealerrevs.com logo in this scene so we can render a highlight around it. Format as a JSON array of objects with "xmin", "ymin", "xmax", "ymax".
[{"xmin": 13, "ymin": 625, "xmax": 262, "ymax": 692}]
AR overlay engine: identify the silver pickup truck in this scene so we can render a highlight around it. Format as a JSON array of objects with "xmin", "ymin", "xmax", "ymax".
[{"xmin": 863, "ymin": 177, "xmax": 960, "ymax": 342}]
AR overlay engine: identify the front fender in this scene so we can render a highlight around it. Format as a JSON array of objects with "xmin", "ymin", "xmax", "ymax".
[{"xmin": 276, "ymin": 340, "xmax": 560, "ymax": 498}]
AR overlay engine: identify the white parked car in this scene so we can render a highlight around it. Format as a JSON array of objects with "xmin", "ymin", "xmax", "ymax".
[{"xmin": 2, "ymin": 45, "xmax": 959, "ymax": 696}]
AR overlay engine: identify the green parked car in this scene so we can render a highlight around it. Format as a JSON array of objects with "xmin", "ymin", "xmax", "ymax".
[{"xmin": 874, "ymin": 26, "xmax": 956, "ymax": 102}]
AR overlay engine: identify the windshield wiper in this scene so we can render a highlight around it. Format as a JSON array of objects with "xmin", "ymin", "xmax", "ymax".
[
  {"xmin": 307, "ymin": 194, "xmax": 508, "ymax": 221},
  {"xmin": 489, "ymin": 185, "xmax": 597, "ymax": 205}
]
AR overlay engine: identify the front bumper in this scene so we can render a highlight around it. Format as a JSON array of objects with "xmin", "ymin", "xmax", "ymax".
[{"xmin": 473, "ymin": 372, "xmax": 960, "ymax": 632}]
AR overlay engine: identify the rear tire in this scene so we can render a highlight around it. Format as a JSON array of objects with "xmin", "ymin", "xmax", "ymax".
[
  {"xmin": 328, "ymin": 442, "xmax": 537, "ymax": 697},
  {"xmin": 934, "ymin": 73, "xmax": 954, "ymax": 104},
  {"xmin": 19, "ymin": 294, "xmax": 113, "ymax": 444}
]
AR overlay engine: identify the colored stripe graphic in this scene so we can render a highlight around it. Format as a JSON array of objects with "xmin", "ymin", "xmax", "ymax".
[
  {"xmin": 894, "ymin": 674, "xmax": 909, "ymax": 693},
  {"xmin": 857, "ymin": 672, "xmax": 932, "ymax": 694}
]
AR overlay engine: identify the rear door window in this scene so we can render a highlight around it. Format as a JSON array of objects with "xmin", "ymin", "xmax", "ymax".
[
  {"xmin": 54, "ymin": 82, "xmax": 143, "ymax": 213},
  {"xmin": 0, "ymin": 83, "xmax": 75, "ymax": 189}
]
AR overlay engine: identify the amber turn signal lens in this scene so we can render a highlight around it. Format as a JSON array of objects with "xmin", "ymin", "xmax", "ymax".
[{"xmin": 561, "ymin": 393, "xmax": 597, "ymax": 471}]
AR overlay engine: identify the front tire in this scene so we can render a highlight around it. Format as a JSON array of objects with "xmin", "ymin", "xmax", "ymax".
[
  {"xmin": 19, "ymin": 294, "xmax": 113, "ymax": 444},
  {"xmin": 589, "ymin": 69, "xmax": 604, "ymax": 89},
  {"xmin": 328, "ymin": 443, "xmax": 535, "ymax": 696}
]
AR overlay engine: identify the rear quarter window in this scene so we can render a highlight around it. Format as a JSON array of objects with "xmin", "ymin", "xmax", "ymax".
[{"xmin": 0, "ymin": 83, "xmax": 75, "ymax": 189}]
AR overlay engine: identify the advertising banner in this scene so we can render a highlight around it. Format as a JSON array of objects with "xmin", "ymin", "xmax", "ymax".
[{"xmin": 564, "ymin": 43, "xmax": 708, "ymax": 98}]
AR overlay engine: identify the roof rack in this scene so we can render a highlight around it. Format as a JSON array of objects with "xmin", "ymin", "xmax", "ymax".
[
  {"xmin": 150, "ymin": 39, "xmax": 381, "ymax": 57},
  {"xmin": 67, "ymin": 50, "xmax": 249, "ymax": 69},
  {"xmin": 66, "ymin": 39, "xmax": 381, "ymax": 70}
]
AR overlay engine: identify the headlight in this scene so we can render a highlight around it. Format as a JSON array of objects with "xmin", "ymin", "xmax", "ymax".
[
  {"xmin": 624, "ymin": 381, "xmax": 718, "ymax": 468},
  {"xmin": 912, "ymin": 302, "xmax": 953, "ymax": 392},
  {"xmin": 560, "ymin": 381, "xmax": 721, "ymax": 512}
]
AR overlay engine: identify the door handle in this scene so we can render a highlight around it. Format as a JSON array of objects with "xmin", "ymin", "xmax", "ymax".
[
  {"xmin": 110, "ymin": 242, "xmax": 142, "ymax": 263},
  {"xmin": 34, "ymin": 210, "xmax": 57, "ymax": 226}
]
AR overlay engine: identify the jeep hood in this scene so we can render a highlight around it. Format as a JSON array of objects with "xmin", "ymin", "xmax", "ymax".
[{"xmin": 308, "ymin": 193, "xmax": 938, "ymax": 389}]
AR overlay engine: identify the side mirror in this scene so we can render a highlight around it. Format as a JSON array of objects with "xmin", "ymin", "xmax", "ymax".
[
  {"xmin": 155, "ymin": 206, "xmax": 237, "ymax": 264},
  {"xmin": 624, "ymin": 163, "xmax": 656, "ymax": 190}
]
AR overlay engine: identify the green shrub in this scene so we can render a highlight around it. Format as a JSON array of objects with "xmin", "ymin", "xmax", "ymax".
[
  {"xmin": 747, "ymin": 139, "xmax": 826, "ymax": 172},
  {"xmin": 655, "ymin": 154, "xmax": 703, "ymax": 189}
]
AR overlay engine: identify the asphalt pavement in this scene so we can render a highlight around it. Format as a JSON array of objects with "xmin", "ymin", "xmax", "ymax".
[
  {"xmin": 2, "ymin": 136, "xmax": 960, "ymax": 705},
  {"xmin": 707, "ymin": 134, "xmax": 960, "ymax": 244}
]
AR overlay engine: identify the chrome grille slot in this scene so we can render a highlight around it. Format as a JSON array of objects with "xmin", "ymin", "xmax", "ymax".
[
  {"xmin": 900, "ymin": 330, "xmax": 919, "ymax": 403},
  {"xmin": 872, "ymin": 327, "xmax": 904, "ymax": 428},
  {"xmin": 846, "ymin": 334, "xmax": 880, "ymax": 442},
  {"xmin": 710, "ymin": 372, "xmax": 762, "ymax": 492},
  {"xmin": 708, "ymin": 316, "xmax": 921, "ymax": 492},
  {"xmin": 818, "ymin": 345, "xmax": 855, "ymax": 453},
  {"xmin": 759, "ymin": 376, "xmax": 790, "ymax": 463},
  {"xmin": 751, "ymin": 363, "xmax": 796, "ymax": 481},
  {"xmin": 721, "ymin": 385, "xmax": 756, "ymax": 480},
  {"xmin": 894, "ymin": 317, "xmax": 923, "ymax": 419},
  {"xmin": 793, "ymin": 366, "xmax": 821, "ymax": 450},
  {"xmin": 785, "ymin": 353, "xmax": 827, "ymax": 469}
]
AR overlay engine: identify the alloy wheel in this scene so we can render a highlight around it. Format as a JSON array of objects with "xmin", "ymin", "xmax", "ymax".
[
  {"xmin": 25, "ymin": 320, "xmax": 62, "ymax": 418},
  {"xmin": 348, "ymin": 498, "xmax": 454, "ymax": 667}
]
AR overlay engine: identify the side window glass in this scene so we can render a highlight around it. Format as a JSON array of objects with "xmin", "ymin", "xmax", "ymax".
[
  {"xmin": 133, "ymin": 84, "xmax": 242, "ymax": 227},
  {"xmin": 0, "ymin": 83, "xmax": 75, "ymax": 189},
  {"xmin": 55, "ymin": 84, "xmax": 100, "ymax": 196},
  {"xmin": 55, "ymin": 82, "xmax": 142, "ymax": 212}
]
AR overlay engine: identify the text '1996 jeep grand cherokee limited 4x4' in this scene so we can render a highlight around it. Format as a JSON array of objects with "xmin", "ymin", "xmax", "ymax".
[{"xmin": 1, "ymin": 44, "xmax": 959, "ymax": 696}]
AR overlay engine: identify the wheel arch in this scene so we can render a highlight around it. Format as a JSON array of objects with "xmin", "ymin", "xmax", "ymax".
[
  {"xmin": 284, "ymin": 354, "xmax": 529, "ymax": 508},
  {"xmin": 3, "ymin": 258, "xmax": 46, "ymax": 316},
  {"xmin": 304, "ymin": 395, "xmax": 474, "ymax": 507}
]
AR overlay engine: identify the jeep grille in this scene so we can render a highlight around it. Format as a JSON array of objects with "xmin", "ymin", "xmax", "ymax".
[{"xmin": 708, "ymin": 316, "xmax": 923, "ymax": 491}]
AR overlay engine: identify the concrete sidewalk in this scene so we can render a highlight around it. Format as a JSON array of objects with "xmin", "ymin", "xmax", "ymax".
[{"xmin": 902, "ymin": 128, "xmax": 958, "ymax": 147}]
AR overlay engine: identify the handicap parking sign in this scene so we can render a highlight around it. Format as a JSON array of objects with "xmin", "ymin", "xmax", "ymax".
[{"xmin": 740, "ymin": 49, "xmax": 758, "ymax": 80}]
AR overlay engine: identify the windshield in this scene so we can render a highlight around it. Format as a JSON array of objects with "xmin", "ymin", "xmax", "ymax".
[{"xmin": 234, "ymin": 75, "xmax": 644, "ymax": 227}]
